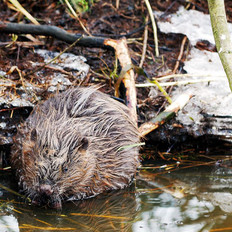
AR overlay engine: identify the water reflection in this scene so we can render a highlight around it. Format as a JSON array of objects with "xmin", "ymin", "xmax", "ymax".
[
  {"xmin": 0, "ymin": 186, "xmax": 138, "ymax": 232},
  {"xmin": 1, "ymin": 158, "xmax": 232, "ymax": 231},
  {"xmin": 135, "ymin": 160, "xmax": 232, "ymax": 231}
]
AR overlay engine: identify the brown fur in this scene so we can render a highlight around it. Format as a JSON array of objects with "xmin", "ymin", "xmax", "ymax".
[{"xmin": 11, "ymin": 87, "xmax": 140, "ymax": 208}]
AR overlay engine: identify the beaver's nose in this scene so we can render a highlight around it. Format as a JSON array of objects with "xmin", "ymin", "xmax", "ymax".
[{"xmin": 39, "ymin": 184, "xmax": 54, "ymax": 196}]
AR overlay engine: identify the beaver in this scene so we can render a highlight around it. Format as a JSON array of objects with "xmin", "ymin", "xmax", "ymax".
[{"xmin": 11, "ymin": 87, "xmax": 140, "ymax": 208}]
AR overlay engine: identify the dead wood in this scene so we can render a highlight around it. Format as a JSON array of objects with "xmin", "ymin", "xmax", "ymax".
[
  {"xmin": 139, "ymin": 93, "xmax": 192, "ymax": 137},
  {"xmin": 0, "ymin": 22, "xmax": 112, "ymax": 50},
  {"xmin": 105, "ymin": 38, "xmax": 138, "ymax": 124}
]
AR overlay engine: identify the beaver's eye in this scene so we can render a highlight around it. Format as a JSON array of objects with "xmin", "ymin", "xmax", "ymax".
[
  {"xmin": 62, "ymin": 166, "xmax": 68, "ymax": 173},
  {"xmin": 81, "ymin": 138, "xmax": 88, "ymax": 150}
]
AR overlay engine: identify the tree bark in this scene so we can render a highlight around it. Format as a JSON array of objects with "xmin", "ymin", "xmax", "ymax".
[{"xmin": 208, "ymin": 0, "xmax": 232, "ymax": 91}]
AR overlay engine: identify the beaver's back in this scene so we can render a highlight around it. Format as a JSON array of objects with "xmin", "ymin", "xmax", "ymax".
[{"xmin": 11, "ymin": 87, "xmax": 140, "ymax": 208}]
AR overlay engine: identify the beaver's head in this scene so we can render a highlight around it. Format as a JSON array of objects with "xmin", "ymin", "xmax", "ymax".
[{"xmin": 13, "ymin": 118, "xmax": 96, "ymax": 208}]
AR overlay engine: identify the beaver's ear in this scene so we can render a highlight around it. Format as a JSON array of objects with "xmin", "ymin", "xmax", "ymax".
[
  {"xmin": 30, "ymin": 128, "xmax": 37, "ymax": 141},
  {"xmin": 80, "ymin": 137, "xmax": 88, "ymax": 150}
]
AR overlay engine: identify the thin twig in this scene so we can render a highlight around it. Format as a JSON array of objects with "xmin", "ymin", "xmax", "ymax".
[
  {"xmin": 136, "ymin": 77, "xmax": 225, "ymax": 88},
  {"xmin": 64, "ymin": 0, "xmax": 91, "ymax": 36},
  {"xmin": 152, "ymin": 79, "xmax": 172, "ymax": 104},
  {"xmin": 172, "ymin": 36, "xmax": 188, "ymax": 74},
  {"xmin": 144, "ymin": 0, "xmax": 159, "ymax": 57},
  {"xmin": 33, "ymin": 63, "xmax": 77, "ymax": 78},
  {"xmin": 9, "ymin": 0, "xmax": 40, "ymax": 25},
  {"xmin": 139, "ymin": 15, "xmax": 149, "ymax": 68},
  {"xmin": 153, "ymin": 73, "xmax": 226, "ymax": 81},
  {"xmin": 116, "ymin": 0, "xmax": 120, "ymax": 9}
]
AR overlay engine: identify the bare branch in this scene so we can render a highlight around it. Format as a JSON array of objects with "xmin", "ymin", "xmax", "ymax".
[{"xmin": 0, "ymin": 22, "xmax": 112, "ymax": 49}]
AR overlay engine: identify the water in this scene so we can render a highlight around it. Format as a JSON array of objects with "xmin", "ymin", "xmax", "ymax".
[{"xmin": 1, "ymin": 158, "xmax": 232, "ymax": 232}]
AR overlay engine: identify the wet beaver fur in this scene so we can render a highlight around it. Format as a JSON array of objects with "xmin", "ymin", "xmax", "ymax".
[{"xmin": 11, "ymin": 87, "xmax": 140, "ymax": 208}]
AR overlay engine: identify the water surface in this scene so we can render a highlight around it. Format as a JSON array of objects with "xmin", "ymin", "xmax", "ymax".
[{"xmin": 1, "ymin": 157, "xmax": 232, "ymax": 232}]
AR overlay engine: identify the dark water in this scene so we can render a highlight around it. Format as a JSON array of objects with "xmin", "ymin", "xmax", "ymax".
[{"xmin": 1, "ymin": 158, "xmax": 232, "ymax": 232}]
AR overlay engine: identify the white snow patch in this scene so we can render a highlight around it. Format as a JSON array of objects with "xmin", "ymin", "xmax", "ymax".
[
  {"xmin": 153, "ymin": 7, "xmax": 232, "ymax": 138},
  {"xmin": 0, "ymin": 50, "xmax": 90, "ymax": 106},
  {"xmin": 0, "ymin": 96, "xmax": 33, "ymax": 107},
  {"xmin": 154, "ymin": 6, "xmax": 232, "ymax": 45},
  {"xmin": 35, "ymin": 49, "xmax": 90, "ymax": 78},
  {"xmin": 47, "ymin": 73, "xmax": 72, "ymax": 92},
  {"xmin": 184, "ymin": 48, "xmax": 226, "ymax": 78}
]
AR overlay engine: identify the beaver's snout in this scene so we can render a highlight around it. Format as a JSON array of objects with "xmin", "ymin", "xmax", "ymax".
[
  {"xmin": 38, "ymin": 184, "xmax": 54, "ymax": 196},
  {"xmin": 33, "ymin": 184, "xmax": 62, "ymax": 208}
]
